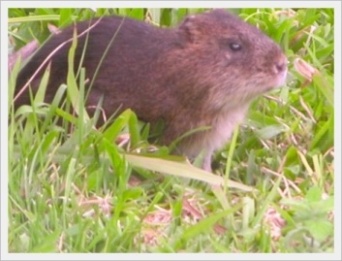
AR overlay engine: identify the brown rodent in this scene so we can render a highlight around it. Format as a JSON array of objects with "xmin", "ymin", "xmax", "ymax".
[{"xmin": 13, "ymin": 9, "xmax": 288, "ymax": 171}]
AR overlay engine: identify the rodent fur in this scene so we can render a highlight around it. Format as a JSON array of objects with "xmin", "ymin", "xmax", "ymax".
[{"xmin": 13, "ymin": 9, "xmax": 288, "ymax": 171}]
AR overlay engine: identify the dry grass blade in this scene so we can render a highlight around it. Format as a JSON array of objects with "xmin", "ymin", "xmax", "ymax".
[{"xmin": 124, "ymin": 153, "xmax": 255, "ymax": 192}]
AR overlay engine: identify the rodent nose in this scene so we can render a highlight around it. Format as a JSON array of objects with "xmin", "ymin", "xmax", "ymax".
[
  {"xmin": 275, "ymin": 61, "xmax": 287, "ymax": 73},
  {"xmin": 274, "ymin": 56, "xmax": 288, "ymax": 74}
]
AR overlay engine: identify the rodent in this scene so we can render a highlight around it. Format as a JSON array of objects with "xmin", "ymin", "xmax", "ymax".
[{"xmin": 13, "ymin": 9, "xmax": 288, "ymax": 172}]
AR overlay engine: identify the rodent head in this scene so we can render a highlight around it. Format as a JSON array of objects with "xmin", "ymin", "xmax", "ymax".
[{"xmin": 177, "ymin": 9, "xmax": 288, "ymax": 110}]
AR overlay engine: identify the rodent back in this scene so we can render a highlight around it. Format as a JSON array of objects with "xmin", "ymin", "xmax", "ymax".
[{"xmin": 14, "ymin": 16, "xmax": 179, "ymax": 117}]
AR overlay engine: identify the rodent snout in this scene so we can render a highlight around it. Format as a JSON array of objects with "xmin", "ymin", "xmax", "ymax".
[
  {"xmin": 274, "ymin": 55, "xmax": 288, "ymax": 74},
  {"xmin": 275, "ymin": 62, "xmax": 287, "ymax": 73},
  {"xmin": 272, "ymin": 54, "xmax": 288, "ymax": 86}
]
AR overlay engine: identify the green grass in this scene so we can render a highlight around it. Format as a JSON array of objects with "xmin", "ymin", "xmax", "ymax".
[{"xmin": 8, "ymin": 8, "xmax": 334, "ymax": 253}]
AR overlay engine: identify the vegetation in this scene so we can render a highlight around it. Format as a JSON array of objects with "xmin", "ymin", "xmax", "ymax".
[{"xmin": 8, "ymin": 8, "xmax": 334, "ymax": 253}]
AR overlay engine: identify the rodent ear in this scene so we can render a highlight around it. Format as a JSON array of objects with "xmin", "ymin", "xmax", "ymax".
[{"xmin": 179, "ymin": 15, "xmax": 204, "ymax": 44}]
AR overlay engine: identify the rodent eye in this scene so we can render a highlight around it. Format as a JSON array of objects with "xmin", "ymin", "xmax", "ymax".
[
  {"xmin": 229, "ymin": 42, "xmax": 242, "ymax": 51},
  {"xmin": 219, "ymin": 38, "xmax": 243, "ymax": 52}
]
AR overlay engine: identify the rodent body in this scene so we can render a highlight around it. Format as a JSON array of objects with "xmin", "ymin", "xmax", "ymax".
[{"xmin": 14, "ymin": 9, "xmax": 288, "ymax": 171}]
